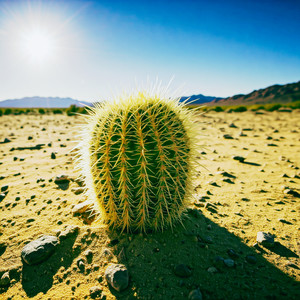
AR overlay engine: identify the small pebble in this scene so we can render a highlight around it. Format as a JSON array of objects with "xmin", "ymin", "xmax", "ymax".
[
  {"xmin": 207, "ymin": 266, "xmax": 218, "ymax": 273},
  {"xmin": 246, "ymin": 255, "xmax": 257, "ymax": 264},
  {"xmin": 1, "ymin": 185, "xmax": 8, "ymax": 192},
  {"xmin": 174, "ymin": 264, "xmax": 192, "ymax": 278},
  {"xmin": 90, "ymin": 286, "xmax": 102, "ymax": 299},
  {"xmin": 223, "ymin": 134, "xmax": 234, "ymax": 139},
  {"xmin": 256, "ymin": 231, "xmax": 275, "ymax": 248},
  {"xmin": 233, "ymin": 156, "xmax": 245, "ymax": 163},
  {"xmin": 188, "ymin": 288, "xmax": 202, "ymax": 300},
  {"xmin": 223, "ymin": 258, "xmax": 235, "ymax": 268},
  {"xmin": 72, "ymin": 201, "xmax": 93, "ymax": 215},
  {"xmin": 0, "ymin": 272, "xmax": 10, "ymax": 286},
  {"xmin": 105, "ymin": 264, "xmax": 129, "ymax": 292},
  {"xmin": 227, "ymin": 249, "xmax": 239, "ymax": 259}
]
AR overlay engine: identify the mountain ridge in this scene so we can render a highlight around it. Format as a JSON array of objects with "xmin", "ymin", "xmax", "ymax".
[
  {"xmin": 1, "ymin": 80, "xmax": 299, "ymax": 108},
  {"xmin": 0, "ymin": 94, "xmax": 222, "ymax": 108},
  {"xmin": 209, "ymin": 80, "xmax": 300, "ymax": 105},
  {"xmin": 0, "ymin": 96, "xmax": 91, "ymax": 108}
]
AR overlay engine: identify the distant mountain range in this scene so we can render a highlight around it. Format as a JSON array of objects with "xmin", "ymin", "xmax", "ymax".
[
  {"xmin": 179, "ymin": 94, "xmax": 223, "ymax": 104},
  {"xmin": 0, "ymin": 94, "xmax": 222, "ymax": 108},
  {"xmin": 209, "ymin": 80, "xmax": 300, "ymax": 106},
  {"xmin": 0, "ymin": 80, "xmax": 299, "ymax": 108},
  {"xmin": 0, "ymin": 96, "xmax": 91, "ymax": 108}
]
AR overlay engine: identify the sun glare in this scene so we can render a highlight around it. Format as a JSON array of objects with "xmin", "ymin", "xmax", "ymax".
[
  {"xmin": 21, "ymin": 28, "xmax": 57, "ymax": 64},
  {"xmin": 1, "ymin": 1, "xmax": 82, "ymax": 67}
]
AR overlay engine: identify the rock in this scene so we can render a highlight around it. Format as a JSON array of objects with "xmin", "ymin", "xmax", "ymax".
[
  {"xmin": 77, "ymin": 258, "xmax": 85, "ymax": 270},
  {"xmin": 84, "ymin": 249, "xmax": 93, "ymax": 257},
  {"xmin": 0, "ymin": 241, "xmax": 7, "ymax": 254},
  {"xmin": 51, "ymin": 152, "xmax": 56, "ymax": 159},
  {"xmin": 278, "ymin": 218, "xmax": 292, "ymax": 225},
  {"xmin": 242, "ymin": 128, "xmax": 253, "ymax": 131},
  {"xmin": 208, "ymin": 181, "xmax": 219, "ymax": 187},
  {"xmin": 188, "ymin": 288, "xmax": 202, "ymax": 300},
  {"xmin": 174, "ymin": 264, "xmax": 192, "ymax": 278},
  {"xmin": 223, "ymin": 258, "xmax": 235, "ymax": 267},
  {"xmin": 214, "ymin": 256, "xmax": 224, "ymax": 268},
  {"xmin": 101, "ymin": 248, "xmax": 115, "ymax": 261},
  {"xmin": 0, "ymin": 193, "xmax": 6, "ymax": 202},
  {"xmin": 1, "ymin": 185, "xmax": 8, "ymax": 192},
  {"xmin": 223, "ymin": 134, "xmax": 234, "ymax": 139},
  {"xmin": 227, "ymin": 249, "xmax": 239, "ymax": 259},
  {"xmin": 217, "ymin": 171, "xmax": 236, "ymax": 178},
  {"xmin": 0, "ymin": 271, "xmax": 10, "ymax": 286},
  {"xmin": 207, "ymin": 266, "xmax": 218, "ymax": 273},
  {"xmin": 245, "ymin": 255, "xmax": 257, "ymax": 264},
  {"xmin": 257, "ymin": 232, "xmax": 275, "ymax": 248},
  {"xmin": 285, "ymin": 261, "xmax": 299, "ymax": 269},
  {"xmin": 59, "ymin": 225, "xmax": 79, "ymax": 240},
  {"xmin": 54, "ymin": 175, "xmax": 70, "ymax": 184},
  {"xmin": 21, "ymin": 235, "xmax": 59, "ymax": 265},
  {"xmin": 105, "ymin": 264, "xmax": 129, "ymax": 292},
  {"xmin": 74, "ymin": 177, "xmax": 85, "ymax": 186},
  {"xmin": 72, "ymin": 201, "xmax": 93, "ymax": 214},
  {"xmin": 283, "ymin": 189, "xmax": 300, "ymax": 198},
  {"xmin": 233, "ymin": 156, "xmax": 245, "ymax": 163},
  {"xmin": 223, "ymin": 178, "xmax": 234, "ymax": 184},
  {"xmin": 90, "ymin": 286, "xmax": 102, "ymax": 299},
  {"xmin": 202, "ymin": 236, "xmax": 213, "ymax": 244},
  {"xmin": 205, "ymin": 203, "xmax": 218, "ymax": 213},
  {"xmin": 71, "ymin": 187, "xmax": 85, "ymax": 195},
  {"xmin": 3, "ymin": 138, "xmax": 11, "ymax": 143}
]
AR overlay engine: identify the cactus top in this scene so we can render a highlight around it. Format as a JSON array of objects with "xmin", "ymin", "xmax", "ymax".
[{"xmin": 77, "ymin": 92, "xmax": 198, "ymax": 232}]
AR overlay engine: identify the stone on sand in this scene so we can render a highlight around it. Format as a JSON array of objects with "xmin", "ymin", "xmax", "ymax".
[
  {"xmin": 21, "ymin": 235, "xmax": 59, "ymax": 265},
  {"xmin": 105, "ymin": 263, "xmax": 129, "ymax": 292},
  {"xmin": 232, "ymin": 156, "xmax": 245, "ymax": 163},
  {"xmin": 174, "ymin": 264, "xmax": 192, "ymax": 278},
  {"xmin": 0, "ymin": 272, "xmax": 10, "ymax": 286},
  {"xmin": 54, "ymin": 174, "xmax": 70, "ymax": 184},
  {"xmin": 72, "ymin": 201, "xmax": 93, "ymax": 215},
  {"xmin": 257, "ymin": 232, "xmax": 275, "ymax": 248},
  {"xmin": 71, "ymin": 187, "xmax": 85, "ymax": 195},
  {"xmin": 188, "ymin": 288, "xmax": 203, "ymax": 300},
  {"xmin": 90, "ymin": 286, "xmax": 102, "ymax": 299}
]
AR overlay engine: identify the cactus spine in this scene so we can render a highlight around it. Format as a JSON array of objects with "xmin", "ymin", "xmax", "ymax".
[{"xmin": 77, "ymin": 92, "xmax": 198, "ymax": 232}]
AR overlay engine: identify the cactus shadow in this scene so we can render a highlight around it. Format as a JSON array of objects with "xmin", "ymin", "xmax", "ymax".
[
  {"xmin": 107, "ymin": 210, "xmax": 299, "ymax": 300},
  {"xmin": 21, "ymin": 234, "xmax": 78, "ymax": 297}
]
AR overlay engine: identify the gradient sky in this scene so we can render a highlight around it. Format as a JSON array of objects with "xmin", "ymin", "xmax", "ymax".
[{"xmin": 0, "ymin": 0, "xmax": 300, "ymax": 102}]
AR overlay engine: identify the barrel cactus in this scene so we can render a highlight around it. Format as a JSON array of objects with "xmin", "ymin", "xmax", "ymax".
[{"xmin": 76, "ymin": 91, "xmax": 198, "ymax": 232}]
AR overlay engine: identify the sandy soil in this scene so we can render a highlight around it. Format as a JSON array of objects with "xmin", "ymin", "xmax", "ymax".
[{"xmin": 0, "ymin": 110, "xmax": 299, "ymax": 300}]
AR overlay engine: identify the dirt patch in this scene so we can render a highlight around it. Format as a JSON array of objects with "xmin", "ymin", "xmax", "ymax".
[{"xmin": 0, "ymin": 111, "xmax": 299, "ymax": 299}]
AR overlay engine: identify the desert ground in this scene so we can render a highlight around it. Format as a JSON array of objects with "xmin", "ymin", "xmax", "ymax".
[{"xmin": 0, "ymin": 109, "xmax": 299, "ymax": 299}]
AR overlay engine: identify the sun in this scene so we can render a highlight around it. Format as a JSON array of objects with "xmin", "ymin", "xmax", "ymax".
[{"xmin": 20, "ymin": 27, "xmax": 57, "ymax": 64}]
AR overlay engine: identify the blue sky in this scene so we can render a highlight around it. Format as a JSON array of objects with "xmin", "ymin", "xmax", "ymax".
[{"xmin": 0, "ymin": 0, "xmax": 299, "ymax": 101}]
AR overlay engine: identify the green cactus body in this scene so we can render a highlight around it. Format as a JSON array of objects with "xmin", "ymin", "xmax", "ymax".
[{"xmin": 77, "ymin": 92, "xmax": 198, "ymax": 232}]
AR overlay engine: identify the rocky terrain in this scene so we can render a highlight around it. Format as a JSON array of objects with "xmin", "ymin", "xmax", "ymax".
[{"xmin": 0, "ymin": 110, "xmax": 299, "ymax": 299}]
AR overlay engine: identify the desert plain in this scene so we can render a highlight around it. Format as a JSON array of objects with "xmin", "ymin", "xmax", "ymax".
[{"xmin": 0, "ymin": 109, "xmax": 299, "ymax": 299}]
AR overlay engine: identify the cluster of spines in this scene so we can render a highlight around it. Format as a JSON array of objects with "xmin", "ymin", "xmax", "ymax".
[{"xmin": 77, "ymin": 92, "xmax": 199, "ymax": 232}]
